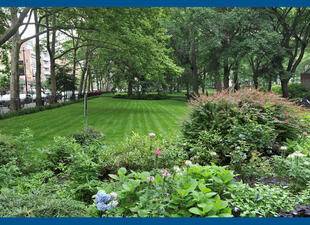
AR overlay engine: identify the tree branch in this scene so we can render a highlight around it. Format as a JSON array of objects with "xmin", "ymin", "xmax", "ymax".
[{"xmin": 0, "ymin": 7, "xmax": 31, "ymax": 46}]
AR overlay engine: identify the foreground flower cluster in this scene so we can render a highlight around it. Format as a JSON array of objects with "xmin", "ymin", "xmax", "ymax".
[{"xmin": 95, "ymin": 190, "xmax": 118, "ymax": 212}]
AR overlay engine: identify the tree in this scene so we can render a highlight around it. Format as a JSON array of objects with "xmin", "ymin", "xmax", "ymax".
[{"xmin": 267, "ymin": 7, "xmax": 310, "ymax": 97}]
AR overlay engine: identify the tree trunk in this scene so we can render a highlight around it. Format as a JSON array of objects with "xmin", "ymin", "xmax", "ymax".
[
  {"xmin": 190, "ymin": 34, "xmax": 198, "ymax": 95},
  {"xmin": 88, "ymin": 67, "xmax": 92, "ymax": 92},
  {"xmin": 216, "ymin": 73, "xmax": 222, "ymax": 93},
  {"xmin": 46, "ymin": 14, "xmax": 57, "ymax": 103},
  {"xmin": 233, "ymin": 63, "xmax": 239, "ymax": 91},
  {"xmin": 267, "ymin": 76, "xmax": 272, "ymax": 92},
  {"xmin": 253, "ymin": 72, "xmax": 259, "ymax": 89},
  {"xmin": 34, "ymin": 10, "xmax": 42, "ymax": 106},
  {"xmin": 281, "ymin": 79, "xmax": 289, "ymax": 98},
  {"xmin": 128, "ymin": 79, "xmax": 133, "ymax": 96},
  {"xmin": 71, "ymin": 38, "xmax": 78, "ymax": 100},
  {"xmin": 78, "ymin": 47, "xmax": 90, "ymax": 98},
  {"xmin": 9, "ymin": 8, "xmax": 21, "ymax": 112},
  {"xmin": 223, "ymin": 57, "xmax": 230, "ymax": 89}
]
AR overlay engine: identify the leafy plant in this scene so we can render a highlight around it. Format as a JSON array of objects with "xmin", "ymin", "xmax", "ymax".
[
  {"xmin": 230, "ymin": 182, "xmax": 297, "ymax": 217},
  {"xmin": 90, "ymin": 163, "xmax": 234, "ymax": 217},
  {"xmin": 182, "ymin": 89, "xmax": 307, "ymax": 167}
]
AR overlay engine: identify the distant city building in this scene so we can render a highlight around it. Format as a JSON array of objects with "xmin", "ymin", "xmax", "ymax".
[{"xmin": 19, "ymin": 41, "xmax": 50, "ymax": 94}]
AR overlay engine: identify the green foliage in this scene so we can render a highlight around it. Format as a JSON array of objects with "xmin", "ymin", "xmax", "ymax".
[
  {"xmin": 98, "ymin": 132, "xmax": 187, "ymax": 177},
  {"xmin": 182, "ymin": 89, "xmax": 306, "ymax": 168},
  {"xmin": 272, "ymin": 155, "xmax": 310, "ymax": 191},
  {"xmin": 89, "ymin": 164, "xmax": 234, "ymax": 217},
  {"xmin": 113, "ymin": 93, "xmax": 168, "ymax": 100},
  {"xmin": 230, "ymin": 183, "xmax": 297, "ymax": 217},
  {"xmin": 0, "ymin": 188, "xmax": 86, "ymax": 217},
  {"xmin": 39, "ymin": 136, "xmax": 105, "ymax": 202},
  {"xmin": 0, "ymin": 96, "xmax": 99, "ymax": 121},
  {"xmin": 0, "ymin": 134, "xmax": 17, "ymax": 165},
  {"xmin": 68, "ymin": 127, "xmax": 105, "ymax": 145},
  {"xmin": 272, "ymin": 84, "xmax": 310, "ymax": 100}
]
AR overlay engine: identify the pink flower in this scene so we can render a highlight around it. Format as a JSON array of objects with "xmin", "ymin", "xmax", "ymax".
[
  {"xmin": 160, "ymin": 169, "xmax": 170, "ymax": 177},
  {"xmin": 154, "ymin": 150, "xmax": 161, "ymax": 155},
  {"xmin": 149, "ymin": 133, "xmax": 156, "ymax": 138},
  {"xmin": 303, "ymin": 132, "xmax": 308, "ymax": 136},
  {"xmin": 147, "ymin": 176, "xmax": 155, "ymax": 182}
]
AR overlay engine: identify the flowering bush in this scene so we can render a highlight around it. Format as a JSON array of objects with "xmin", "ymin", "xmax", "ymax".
[
  {"xmin": 182, "ymin": 89, "xmax": 308, "ymax": 168},
  {"xmin": 98, "ymin": 132, "xmax": 187, "ymax": 177},
  {"xmin": 88, "ymin": 163, "xmax": 235, "ymax": 217}
]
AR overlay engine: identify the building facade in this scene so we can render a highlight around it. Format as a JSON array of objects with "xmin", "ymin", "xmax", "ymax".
[{"xmin": 19, "ymin": 41, "xmax": 51, "ymax": 94}]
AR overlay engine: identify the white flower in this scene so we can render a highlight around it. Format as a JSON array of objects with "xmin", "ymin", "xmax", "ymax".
[
  {"xmin": 110, "ymin": 192, "xmax": 118, "ymax": 200},
  {"xmin": 288, "ymin": 151, "xmax": 306, "ymax": 158},
  {"xmin": 210, "ymin": 152, "xmax": 217, "ymax": 156},
  {"xmin": 280, "ymin": 146, "xmax": 288, "ymax": 151},
  {"xmin": 304, "ymin": 161, "xmax": 310, "ymax": 166},
  {"xmin": 173, "ymin": 166, "xmax": 182, "ymax": 173},
  {"xmin": 185, "ymin": 160, "xmax": 192, "ymax": 166}
]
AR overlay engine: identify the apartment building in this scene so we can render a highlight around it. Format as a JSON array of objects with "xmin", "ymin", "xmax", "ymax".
[{"xmin": 19, "ymin": 41, "xmax": 51, "ymax": 94}]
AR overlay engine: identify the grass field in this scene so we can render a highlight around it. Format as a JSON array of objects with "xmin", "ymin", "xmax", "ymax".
[{"xmin": 0, "ymin": 96, "xmax": 190, "ymax": 146}]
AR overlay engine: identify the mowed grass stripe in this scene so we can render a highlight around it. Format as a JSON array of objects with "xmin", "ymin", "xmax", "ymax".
[{"xmin": 0, "ymin": 96, "xmax": 190, "ymax": 146}]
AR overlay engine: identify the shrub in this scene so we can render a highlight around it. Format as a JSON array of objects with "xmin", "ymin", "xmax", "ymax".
[
  {"xmin": 98, "ymin": 132, "xmax": 188, "ymax": 177},
  {"xmin": 0, "ymin": 134, "xmax": 17, "ymax": 165},
  {"xmin": 272, "ymin": 155, "xmax": 310, "ymax": 191},
  {"xmin": 113, "ymin": 93, "xmax": 168, "ymax": 100},
  {"xmin": 182, "ymin": 89, "xmax": 307, "ymax": 167},
  {"xmin": 0, "ymin": 96, "xmax": 100, "ymax": 121},
  {"xmin": 39, "ymin": 136, "xmax": 105, "ymax": 202},
  {"xmin": 68, "ymin": 127, "xmax": 105, "ymax": 145},
  {"xmin": 88, "ymin": 163, "xmax": 234, "ymax": 217},
  {"xmin": 230, "ymin": 182, "xmax": 297, "ymax": 217},
  {"xmin": 0, "ymin": 188, "xmax": 87, "ymax": 217},
  {"xmin": 272, "ymin": 83, "xmax": 310, "ymax": 100}
]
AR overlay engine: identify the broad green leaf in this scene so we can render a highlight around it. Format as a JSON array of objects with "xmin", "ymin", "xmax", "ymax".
[{"xmin": 189, "ymin": 207, "xmax": 203, "ymax": 216}]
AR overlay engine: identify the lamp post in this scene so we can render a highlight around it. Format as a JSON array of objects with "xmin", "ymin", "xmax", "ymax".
[{"xmin": 22, "ymin": 47, "xmax": 28, "ymax": 95}]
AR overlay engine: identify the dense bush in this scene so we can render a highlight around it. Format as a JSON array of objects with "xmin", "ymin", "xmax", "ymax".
[
  {"xmin": 0, "ymin": 96, "xmax": 100, "ymax": 120},
  {"xmin": 0, "ymin": 188, "xmax": 86, "ymax": 217},
  {"xmin": 98, "ymin": 132, "xmax": 187, "ymax": 177},
  {"xmin": 271, "ymin": 84, "xmax": 310, "ymax": 100},
  {"xmin": 68, "ymin": 127, "xmax": 105, "ymax": 145},
  {"xmin": 182, "ymin": 89, "xmax": 307, "ymax": 168},
  {"xmin": 113, "ymin": 93, "xmax": 168, "ymax": 100},
  {"xmin": 0, "ymin": 134, "xmax": 17, "ymax": 165},
  {"xmin": 39, "ymin": 136, "xmax": 105, "ymax": 202},
  {"xmin": 88, "ymin": 163, "xmax": 234, "ymax": 217}
]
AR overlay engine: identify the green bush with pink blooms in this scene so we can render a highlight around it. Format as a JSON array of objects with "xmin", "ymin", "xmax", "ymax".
[
  {"xmin": 87, "ymin": 163, "xmax": 235, "ymax": 217},
  {"xmin": 182, "ymin": 89, "xmax": 309, "ymax": 169}
]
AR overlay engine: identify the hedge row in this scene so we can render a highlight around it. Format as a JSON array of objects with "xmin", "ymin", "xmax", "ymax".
[{"xmin": 0, "ymin": 96, "xmax": 100, "ymax": 120}]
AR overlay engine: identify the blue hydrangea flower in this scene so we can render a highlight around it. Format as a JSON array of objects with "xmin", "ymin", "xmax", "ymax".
[
  {"xmin": 96, "ymin": 190, "xmax": 111, "ymax": 203},
  {"xmin": 107, "ymin": 200, "xmax": 118, "ymax": 210},
  {"xmin": 97, "ymin": 202, "xmax": 109, "ymax": 211}
]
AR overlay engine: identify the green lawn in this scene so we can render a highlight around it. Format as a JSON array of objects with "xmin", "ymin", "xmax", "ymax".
[{"xmin": 0, "ymin": 96, "xmax": 190, "ymax": 146}]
